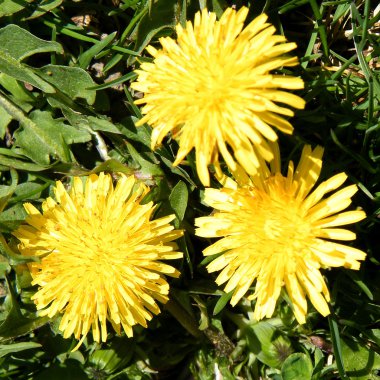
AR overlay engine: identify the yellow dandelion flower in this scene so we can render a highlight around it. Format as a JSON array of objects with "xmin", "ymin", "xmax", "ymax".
[
  {"xmin": 131, "ymin": 6, "xmax": 305, "ymax": 186},
  {"xmin": 13, "ymin": 173, "xmax": 183, "ymax": 349},
  {"xmin": 195, "ymin": 143, "xmax": 366, "ymax": 323}
]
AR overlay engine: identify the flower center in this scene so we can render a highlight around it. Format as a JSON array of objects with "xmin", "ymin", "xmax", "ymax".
[
  {"xmin": 262, "ymin": 204, "xmax": 310, "ymax": 247},
  {"xmin": 245, "ymin": 177, "xmax": 313, "ymax": 259},
  {"xmin": 192, "ymin": 68, "xmax": 229, "ymax": 106},
  {"xmin": 52, "ymin": 214, "xmax": 125, "ymax": 272}
]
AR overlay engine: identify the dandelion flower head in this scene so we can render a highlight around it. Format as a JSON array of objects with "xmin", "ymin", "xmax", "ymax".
[
  {"xmin": 131, "ymin": 6, "xmax": 306, "ymax": 186},
  {"xmin": 195, "ymin": 144, "xmax": 366, "ymax": 323},
  {"xmin": 13, "ymin": 173, "xmax": 183, "ymax": 349}
]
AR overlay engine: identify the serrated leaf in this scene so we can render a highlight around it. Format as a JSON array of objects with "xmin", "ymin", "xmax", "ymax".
[
  {"xmin": 0, "ymin": 342, "xmax": 42, "ymax": 358},
  {"xmin": 281, "ymin": 353, "xmax": 313, "ymax": 380},
  {"xmin": 0, "ymin": 24, "xmax": 63, "ymax": 61},
  {"xmin": 14, "ymin": 110, "xmax": 92, "ymax": 165},
  {"xmin": 35, "ymin": 65, "xmax": 96, "ymax": 105}
]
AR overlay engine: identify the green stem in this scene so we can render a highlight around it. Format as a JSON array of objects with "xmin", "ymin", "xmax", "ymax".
[{"xmin": 164, "ymin": 298, "xmax": 203, "ymax": 339}]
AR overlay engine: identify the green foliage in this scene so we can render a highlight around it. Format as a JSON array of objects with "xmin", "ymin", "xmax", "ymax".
[
  {"xmin": 281, "ymin": 353, "xmax": 313, "ymax": 380},
  {"xmin": 0, "ymin": 0, "xmax": 379, "ymax": 378},
  {"xmin": 246, "ymin": 321, "xmax": 293, "ymax": 369},
  {"xmin": 0, "ymin": 342, "xmax": 42, "ymax": 358},
  {"xmin": 341, "ymin": 337, "xmax": 380, "ymax": 380}
]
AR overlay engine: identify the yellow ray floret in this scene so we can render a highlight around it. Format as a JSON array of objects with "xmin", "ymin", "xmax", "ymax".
[
  {"xmin": 13, "ymin": 173, "xmax": 183, "ymax": 349},
  {"xmin": 131, "ymin": 6, "xmax": 305, "ymax": 186},
  {"xmin": 195, "ymin": 143, "xmax": 366, "ymax": 323}
]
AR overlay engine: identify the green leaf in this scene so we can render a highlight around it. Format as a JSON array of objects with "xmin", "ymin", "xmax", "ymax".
[
  {"xmin": 0, "ymin": 232, "xmax": 36, "ymax": 265},
  {"xmin": 89, "ymin": 338, "xmax": 134, "ymax": 374},
  {"xmin": 169, "ymin": 180, "xmax": 188, "ymax": 223},
  {"xmin": 0, "ymin": 106, "xmax": 12, "ymax": 140},
  {"xmin": 118, "ymin": 117, "xmax": 152, "ymax": 148},
  {"xmin": 25, "ymin": 0, "xmax": 63, "ymax": 20},
  {"xmin": 0, "ymin": 0, "xmax": 33, "ymax": 17},
  {"xmin": 344, "ymin": 271, "xmax": 373, "ymax": 300},
  {"xmin": 0, "ymin": 342, "xmax": 41, "ymax": 358},
  {"xmin": 0, "ymin": 204, "xmax": 25, "ymax": 233},
  {"xmin": 312, "ymin": 347, "xmax": 325, "ymax": 380},
  {"xmin": 0, "ymin": 24, "xmax": 63, "ymax": 61},
  {"xmin": 0, "ymin": 255, "xmax": 10, "ymax": 277},
  {"xmin": 330, "ymin": 129, "xmax": 377, "ymax": 174},
  {"xmin": 78, "ymin": 31, "xmax": 117, "ymax": 69},
  {"xmin": 0, "ymin": 155, "xmax": 51, "ymax": 172},
  {"xmin": 89, "ymin": 71, "xmax": 137, "ymax": 91},
  {"xmin": 190, "ymin": 348, "xmax": 236, "ymax": 380},
  {"xmin": 160, "ymin": 154, "xmax": 197, "ymax": 187},
  {"xmin": 0, "ymin": 73, "xmax": 36, "ymax": 103},
  {"xmin": 364, "ymin": 329, "xmax": 380, "ymax": 347},
  {"xmin": 88, "ymin": 116, "xmax": 121, "ymax": 134},
  {"xmin": 213, "ymin": 291, "xmax": 233, "ymax": 315},
  {"xmin": 211, "ymin": 0, "xmax": 228, "ymax": 17},
  {"xmin": 127, "ymin": 143, "xmax": 163, "ymax": 176},
  {"xmin": 0, "ymin": 52, "xmax": 55, "ymax": 93},
  {"xmin": 281, "ymin": 353, "xmax": 313, "ymax": 380},
  {"xmin": 10, "ymin": 181, "xmax": 50, "ymax": 205},
  {"xmin": 191, "ymin": 295, "xmax": 209, "ymax": 331},
  {"xmin": 90, "ymin": 159, "xmax": 134, "ymax": 175},
  {"xmin": 133, "ymin": 0, "xmax": 178, "ymax": 57},
  {"xmin": 0, "ymin": 91, "xmax": 35, "ymax": 132},
  {"xmin": 0, "ymin": 168, "xmax": 18, "ymax": 214},
  {"xmin": 35, "ymin": 65, "xmax": 96, "ymax": 105},
  {"xmin": 329, "ymin": 316, "xmax": 349, "ymax": 380},
  {"xmin": 14, "ymin": 110, "xmax": 92, "ymax": 165},
  {"xmin": 245, "ymin": 321, "xmax": 293, "ymax": 369},
  {"xmin": 341, "ymin": 337, "xmax": 380, "ymax": 380},
  {"xmin": 0, "ymin": 276, "xmax": 49, "ymax": 340},
  {"xmin": 32, "ymin": 361, "xmax": 88, "ymax": 380}
]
